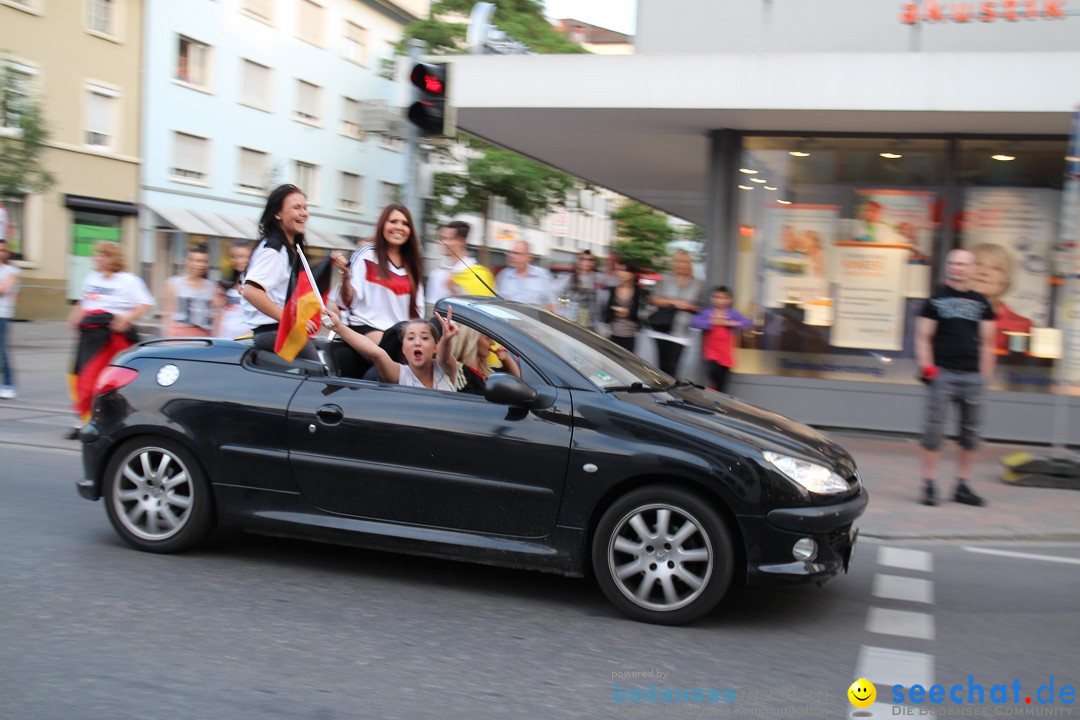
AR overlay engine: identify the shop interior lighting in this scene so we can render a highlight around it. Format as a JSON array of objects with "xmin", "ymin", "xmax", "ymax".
[
  {"xmin": 739, "ymin": 168, "xmax": 759, "ymax": 174},
  {"xmin": 777, "ymin": 199, "xmax": 792, "ymax": 204},
  {"xmin": 789, "ymin": 139, "xmax": 812, "ymax": 158},
  {"xmin": 992, "ymin": 142, "xmax": 1018, "ymax": 162},
  {"xmin": 880, "ymin": 151, "xmax": 903, "ymax": 159},
  {"xmin": 764, "ymin": 186, "xmax": 778, "ymax": 191},
  {"xmin": 750, "ymin": 177, "xmax": 767, "ymax": 183},
  {"xmin": 991, "ymin": 153, "xmax": 1016, "ymax": 161},
  {"xmin": 738, "ymin": 184, "xmax": 754, "ymax": 190}
]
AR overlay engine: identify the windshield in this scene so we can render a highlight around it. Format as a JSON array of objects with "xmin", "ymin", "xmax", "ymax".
[{"xmin": 471, "ymin": 302, "xmax": 673, "ymax": 390}]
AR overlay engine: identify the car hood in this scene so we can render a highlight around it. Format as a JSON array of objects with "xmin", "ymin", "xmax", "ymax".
[{"xmin": 619, "ymin": 384, "xmax": 856, "ymax": 476}]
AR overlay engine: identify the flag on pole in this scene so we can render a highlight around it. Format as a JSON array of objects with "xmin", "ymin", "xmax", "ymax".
[{"xmin": 274, "ymin": 250, "xmax": 332, "ymax": 362}]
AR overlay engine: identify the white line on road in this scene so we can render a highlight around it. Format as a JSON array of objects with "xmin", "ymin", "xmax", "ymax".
[
  {"xmin": 878, "ymin": 546, "xmax": 933, "ymax": 572},
  {"xmin": 962, "ymin": 546, "xmax": 1080, "ymax": 566},
  {"xmin": 872, "ymin": 574, "xmax": 935, "ymax": 604},
  {"xmin": 866, "ymin": 607, "xmax": 936, "ymax": 640}
]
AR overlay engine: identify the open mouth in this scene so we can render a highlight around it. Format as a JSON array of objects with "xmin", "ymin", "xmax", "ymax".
[{"xmin": 412, "ymin": 349, "xmax": 424, "ymax": 361}]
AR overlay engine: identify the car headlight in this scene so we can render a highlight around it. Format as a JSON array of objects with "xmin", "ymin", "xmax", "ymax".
[{"xmin": 763, "ymin": 451, "xmax": 850, "ymax": 494}]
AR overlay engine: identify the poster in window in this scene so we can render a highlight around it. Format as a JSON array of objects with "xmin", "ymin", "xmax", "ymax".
[
  {"xmin": 961, "ymin": 187, "xmax": 1058, "ymax": 354},
  {"xmin": 760, "ymin": 204, "xmax": 835, "ymax": 309},
  {"xmin": 852, "ymin": 189, "xmax": 935, "ymax": 298}
]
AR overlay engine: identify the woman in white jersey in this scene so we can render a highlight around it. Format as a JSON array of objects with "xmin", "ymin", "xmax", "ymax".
[
  {"xmin": 333, "ymin": 203, "xmax": 425, "ymax": 346},
  {"xmin": 66, "ymin": 241, "xmax": 154, "ymax": 437},
  {"xmin": 240, "ymin": 184, "xmax": 321, "ymax": 361}
]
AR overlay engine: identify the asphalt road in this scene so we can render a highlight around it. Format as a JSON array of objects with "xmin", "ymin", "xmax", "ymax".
[{"xmin": 2, "ymin": 444, "xmax": 1078, "ymax": 720}]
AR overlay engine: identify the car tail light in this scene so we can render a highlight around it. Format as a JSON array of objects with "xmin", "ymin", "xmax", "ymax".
[{"xmin": 94, "ymin": 366, "xmax": 138, "ymax": 396}]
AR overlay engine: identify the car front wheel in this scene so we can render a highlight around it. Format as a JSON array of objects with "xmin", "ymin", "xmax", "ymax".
[
  {"xmin": 103, "ymin": 437, "xmax": 214, "ymax": 553},
  {"xmin": 593, "ymin": 486, "xmax": 734, "ymax": 625}
]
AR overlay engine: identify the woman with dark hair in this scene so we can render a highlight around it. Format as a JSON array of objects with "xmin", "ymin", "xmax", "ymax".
[
  {"xmin": 214, "ymin": 239, "xmax": 253, "ymax": 338},
  {"xmin": 334, "ymin": 203, "xmax": 425, "ymax": 345},
  {"xmin": 604, "ymin": 260, "xmax": 643, "ymax": 353},
  {"xmin": 240, "ymin": 184, "xmax": 320, "ymax": 360}
]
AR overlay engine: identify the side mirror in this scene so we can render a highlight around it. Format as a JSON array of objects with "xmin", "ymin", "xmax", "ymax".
[{"xmin": 484, "ymin": 373, "xmax": 538, "ymax": 407}]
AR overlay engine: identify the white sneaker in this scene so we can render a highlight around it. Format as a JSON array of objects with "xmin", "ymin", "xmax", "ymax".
[{"xmin": 0, "ymin": 387, "xmax": 15, "ymax": 399}]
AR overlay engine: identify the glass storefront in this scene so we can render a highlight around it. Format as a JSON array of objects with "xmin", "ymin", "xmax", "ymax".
[
  {"xmin": 69, "ymin": 210, "xmax": 124, "ymax": 300},
  {"xmin": 733, "ymin": 135, "xmax": 1068, "ymax": 394}
]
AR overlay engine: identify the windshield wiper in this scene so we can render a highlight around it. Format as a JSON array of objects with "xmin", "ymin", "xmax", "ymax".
[{"xmin": 603, "ymin": 382, "xmax": 666, "ymax": 393}]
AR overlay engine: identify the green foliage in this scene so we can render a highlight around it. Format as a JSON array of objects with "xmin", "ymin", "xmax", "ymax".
[
  {"xmin": 433, "ymin": 145, "xmax": 574, "ymax": 221},
  {"xmin": 611, "ymin": 203, "xmax": 676, "ymax": 272},
  {"xmin": 403, "ymin": 0, "xmax": 587, "ymax": 55},
  {"xmin": 0, "ymin": 62, "xmax": 55, "ymax": 200}
]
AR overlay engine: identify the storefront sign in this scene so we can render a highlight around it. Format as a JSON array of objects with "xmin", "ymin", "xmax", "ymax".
[
  {"xmin": 899, "ymin": 0, "xmax": 1068, "ymax": 24},
  {"xmin": 832, "ymin": 243, "xmax": 909, "ymax": 351}
]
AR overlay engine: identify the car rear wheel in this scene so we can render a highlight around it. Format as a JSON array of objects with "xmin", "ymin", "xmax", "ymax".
[
  {"xmin": 103, "ymin": 437, "xmax": 214, "ymax": 553},
  {"xmin": 592, "ymin": 486, "xmax": 734, "ymax": 625}
]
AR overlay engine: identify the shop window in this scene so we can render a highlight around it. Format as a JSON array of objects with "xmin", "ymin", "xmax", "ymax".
[
  {"xmin": 0, "ymin": 197, "xmax": 25, "ymax": 261},
  {"xmin": 69, "ymin": 210, "xmax": 123, "ymax": 300},
  {"xmin": 733, "ymin": 135, "xmax": 1069, "ymax": 394}
]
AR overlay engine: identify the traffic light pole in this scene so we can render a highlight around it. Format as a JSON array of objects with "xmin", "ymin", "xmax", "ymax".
[{"xmin": 401, "ymin": 39, "xmax": 425, "ymax": 233}]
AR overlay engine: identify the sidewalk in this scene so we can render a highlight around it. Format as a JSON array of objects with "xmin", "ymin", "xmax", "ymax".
[{"xmin": 2, "ymin": 321, "xmax": 1079, "ymax": 541}]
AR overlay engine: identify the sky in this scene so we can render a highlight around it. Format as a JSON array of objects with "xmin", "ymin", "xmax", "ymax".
[{"xmin": 542, "ymin": 0, "xmax": 637, "ymax": 35}]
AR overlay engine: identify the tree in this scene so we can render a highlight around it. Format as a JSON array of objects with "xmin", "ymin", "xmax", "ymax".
[
  {"xmin": 432, "ymin": 144, "xmax": 574, "ymax": 264},
  {"xmin": 399, "ymin": 0, "xmax": 587, "ymax": 55},
  {"xmin": 611, "ymin": 202, "xmax": 676, "ymax": 272},
  {"xmin": 0, "ymin": 60, "xmax": 55, "ymax": 258}
]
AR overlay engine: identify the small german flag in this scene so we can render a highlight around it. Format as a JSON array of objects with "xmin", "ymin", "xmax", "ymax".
[{"xmin": 274, "ymin": 251, "xmax": 332, "ymax": 362}]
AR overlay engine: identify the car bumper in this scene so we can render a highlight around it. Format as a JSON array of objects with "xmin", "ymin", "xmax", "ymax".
[
  {"xmin": 741, "ymin": 490, "xmax": 868, "ymax": 586},
  {"xmin": 76, "ymin": 422, "xmax": 108, "ymax": 501}
]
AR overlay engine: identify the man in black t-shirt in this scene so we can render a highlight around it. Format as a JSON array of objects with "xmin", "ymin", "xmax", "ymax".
[{"xmin": 915, "ymin": 249, "xmax": 996, "ymax": 507}]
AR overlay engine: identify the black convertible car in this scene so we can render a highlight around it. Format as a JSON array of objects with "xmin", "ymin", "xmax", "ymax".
[{"xmin": 77, "ymin": 297, "xmax": 866, "ymax": 625}]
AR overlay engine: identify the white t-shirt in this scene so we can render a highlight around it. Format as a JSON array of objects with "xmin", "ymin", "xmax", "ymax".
[
  {"xmin": 242, "ymin": 236, "xmax": 292, "ymax": 329},
  {"xmin": 217, "ymin": 282, "xmax": 249, "ymax": 339},
  {"xmin": 0, "ymin": 264, "xmax": 19, "ymax": 319},
  {"xmin": 398, "ymin": 363, "xmax": 454, "ymax": 392},
  {"xmin": 79, "ymin": 271, "xmax": 154, "ymax": 315},
  {"xmin": 333, "ymin": 244, "xmax": 424, "ymax": 329}
]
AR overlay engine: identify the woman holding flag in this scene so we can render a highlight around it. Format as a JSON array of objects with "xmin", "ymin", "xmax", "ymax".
[{"xmin": 241, "ymin": 184, "xmax": 332, "ymax": 362}]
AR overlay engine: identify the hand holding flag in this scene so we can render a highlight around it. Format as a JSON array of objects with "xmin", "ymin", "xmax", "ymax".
[{"xmin": 274, "ymin": 249, "xmax": 333, "ymax": 362}]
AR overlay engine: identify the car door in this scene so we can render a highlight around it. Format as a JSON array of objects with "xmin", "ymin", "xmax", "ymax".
[{"xmin": 285, "ymin": 375, "xmax": 573, "ymax": 538}]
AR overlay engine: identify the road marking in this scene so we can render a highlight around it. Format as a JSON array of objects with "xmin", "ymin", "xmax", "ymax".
[
  {"xmin": 855, "ymin": 646, "xmax": 934, "ymax": 690},
  {"xmin": 0, "ymin": 441, "xmax": 79, "ymax": 456},
  {"xmin": 962, "ymin": 546, "xmax": 1080, "ymax": 566},
  {"xmin": 878, "ymin": 546, "xmax": 933, "ymax": 572},
  {"xmin": 866, "ymin": 607, "xmax": 935, "ymax": 640},
  {"xmin": 872, "ymin": 574, "xmax": 934, "ymax": 604}
]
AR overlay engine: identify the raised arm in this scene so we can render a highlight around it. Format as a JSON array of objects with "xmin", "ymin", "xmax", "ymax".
[
  {"xmin": 325, "ymin": 313, "xmax": 399, "ymax": 383},
  {"xmin": 434, "ymin": 307, "xmax": 459, "ymax": 379}
]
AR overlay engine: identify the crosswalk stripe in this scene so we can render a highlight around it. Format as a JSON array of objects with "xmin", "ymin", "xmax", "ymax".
[
  {"xmin": 866, "ymin": 607, "xmax": 936, "ymax": 640},
  {"xmin": 872, "ymin": 574, "xmax": 935, "ymax": 604},
  {"xmin": 878, "ymin": 546, "xmax": 933, "ymax": 572}
]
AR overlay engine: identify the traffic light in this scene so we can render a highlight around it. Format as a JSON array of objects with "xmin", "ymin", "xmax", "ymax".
[{"xmin": 407, "ymin": 62, "xmax": 454, "ymax": 138}]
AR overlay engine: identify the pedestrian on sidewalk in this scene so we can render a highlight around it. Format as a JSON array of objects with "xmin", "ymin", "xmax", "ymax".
[
  {"xmin": 915, "ymin": 248, "xmax": 996, "ymax": 507},
  {"xmin": 164, "ymin": 245, "xmax": 216, "ymax": 337},
  {"xmin": 67, "ymin": 241, "xmax": 155, "ymax": 437},
  {"xmin": 689, "ymin": 286, "xmax": 752, "ymax": 394},
  {"xmin": 0, "ymin": 238, "xmax": 19, "ymax": 399}
]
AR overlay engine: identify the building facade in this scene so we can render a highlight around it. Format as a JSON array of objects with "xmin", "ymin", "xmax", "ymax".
[
  {"xmin": 447, "ymin": 0, "xmax": 1080, "ymax": 442},
  {"xmin": 2, "ymin": 0, "xmax": 144, "ymax": 319},
  {"xmin": 140, "ymin": 0, "xmax": 426, "ymax": 300}
]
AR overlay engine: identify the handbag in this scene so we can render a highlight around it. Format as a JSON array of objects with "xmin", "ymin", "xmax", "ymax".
[{"xmin": 648, "ymin": 305, "xmax": 677, "ymax": 334}]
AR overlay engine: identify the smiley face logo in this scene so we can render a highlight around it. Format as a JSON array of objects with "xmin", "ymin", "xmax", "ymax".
[{"xmin": 848, "ymin": 678, "xmax": 876, "ymax": 708}]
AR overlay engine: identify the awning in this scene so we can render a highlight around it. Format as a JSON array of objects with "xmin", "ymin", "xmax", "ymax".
[
  {"xmin": 147, "ymin": 205, "xmax": 221, "ymax": 236},
  {"xmin": 147, "ymin": 204, "xmax": 354, "ymax": 249},
  {"xmin": 66, "ymin": 195, "xmax": 139, "ymax": 215}
]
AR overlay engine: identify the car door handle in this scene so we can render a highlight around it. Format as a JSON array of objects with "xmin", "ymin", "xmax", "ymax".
[{"xmin": 315, "ymin": 404, "xmax": 344, "ymax": 426}]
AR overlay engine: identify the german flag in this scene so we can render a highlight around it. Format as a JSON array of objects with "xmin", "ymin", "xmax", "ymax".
[{"xmin": 274, "ymin": 252, "xmax": 332, "ymax": 362}]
